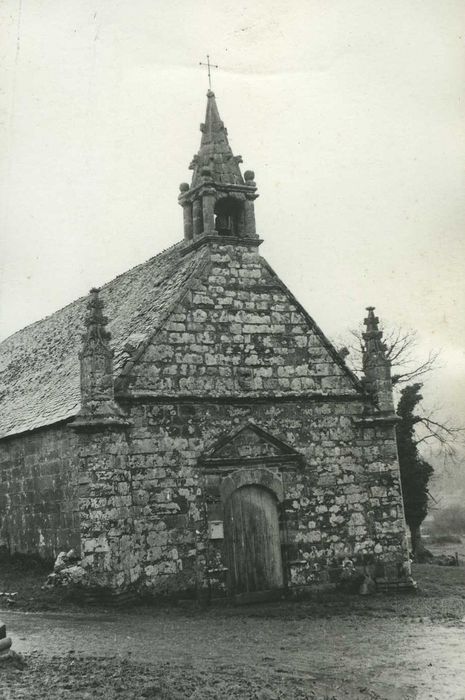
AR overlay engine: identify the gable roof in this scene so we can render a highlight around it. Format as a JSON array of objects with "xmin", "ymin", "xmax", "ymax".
[
  {"xmin": 0, "ymin": 241, "xmax": 208, "ymax": 439},
  {"xmin": 0, "ymin": 238, "xmax": 364, "ymax": 441}
]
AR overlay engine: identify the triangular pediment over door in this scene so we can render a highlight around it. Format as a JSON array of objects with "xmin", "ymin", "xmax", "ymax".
[{"xmin": 199, "ymin": 422, "xmax": 303, "ymax": 473}]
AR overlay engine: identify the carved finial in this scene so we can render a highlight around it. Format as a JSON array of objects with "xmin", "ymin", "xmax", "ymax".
[
  {"xmin": 189, "ymin": 154, "xmax": 199, "ymax": 171},
  {"xmin": 81, "ymin": 287, "xmax": 111, "ymax": 349},
  {"xmin": 362, "ymin": 307, "xmax": 394, "ymax": 414},
  {"xmin": 363, "ymin": 306, "xmax": 386, "ymax": 356},
  {"xmin": 363, "ymin": 307, "xmax": 380, "ymax": 334},
  {"xmin": 72, "ymin": 288, "xmax": 128, "ymax": 429}
]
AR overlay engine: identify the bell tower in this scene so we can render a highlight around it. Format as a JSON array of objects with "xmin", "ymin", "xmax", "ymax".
[{"xmin": 178, "ymin": 90, "xmax": 259, "ymax": 244}]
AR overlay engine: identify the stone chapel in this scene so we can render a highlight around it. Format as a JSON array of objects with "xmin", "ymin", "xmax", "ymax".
[{"xmin": 0, "ymin": 90, "xmax": 412, "ymax": 600}]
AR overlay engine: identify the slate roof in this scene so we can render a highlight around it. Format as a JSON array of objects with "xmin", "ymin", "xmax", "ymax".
[
  {"xmin": 190, "ymin": 90, "xmax": 245, "ymax": 188},
  {"xmin": 0, "ymin": 241, "xmax": 207, "ymax": 439}
]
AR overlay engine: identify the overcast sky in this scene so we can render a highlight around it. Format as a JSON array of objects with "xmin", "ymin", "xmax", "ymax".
[{"xmin": 1, "ymin": 1, "xmax": 464, "ymax": 446}]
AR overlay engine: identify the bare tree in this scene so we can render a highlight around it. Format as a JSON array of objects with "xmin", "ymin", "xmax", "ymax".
[
  {"xmin": 343, "ymin": 323, "xmax": 463, "ymax": 460},
  {"xmin": 346, "ymin": 324, "xmax": 440, "ymax": 387}
]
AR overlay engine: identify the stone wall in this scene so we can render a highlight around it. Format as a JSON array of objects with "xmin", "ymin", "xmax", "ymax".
[
  {"xmin": 0, "ymin": 424, "xmax": 80, "ymax": 559},
  {"xmin": 123, "ymin": 243, "xmax": 358, "ymax": 397},
  {"xmin": 76, "ymin": 427, "xmax": 136, "ymax": 590},
  {"xmin": 76, "ymin": 398, "xmax": 408, "ymax": 596}
]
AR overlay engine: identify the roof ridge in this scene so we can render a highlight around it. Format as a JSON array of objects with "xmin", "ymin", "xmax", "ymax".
[
  {"xmin": 0, "ymin": 239, "xmax": 186, "ymax": 345},
  {"xmin": 99, "ymin": 239, "xmax": 185, "ymax": 292}
]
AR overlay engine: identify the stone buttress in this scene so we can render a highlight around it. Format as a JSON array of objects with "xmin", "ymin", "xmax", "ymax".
[{"xmin": 71, "ymin": 289, "xmax": 134, "ymax": 591}]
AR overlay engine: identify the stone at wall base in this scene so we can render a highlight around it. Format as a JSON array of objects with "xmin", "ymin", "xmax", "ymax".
[
  {"xmin": 375, "ymin": 577, "xmax": 417, "ymax": 592},
  {"xmin": 359, "ymin": 575, "xmax": 376, "ymax": 596},
  {"xmin": 0, "ymin": 637, "xmax": 12, "ymax": 652},
  {"xmin": 0, "ymin": 649, "xmax": 25, "ymax": 668}
]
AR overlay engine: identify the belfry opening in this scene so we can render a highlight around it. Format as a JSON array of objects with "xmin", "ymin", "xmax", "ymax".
[{"xmin": 215, "ymin": 196, "xmax": 242, "ymax": 237}]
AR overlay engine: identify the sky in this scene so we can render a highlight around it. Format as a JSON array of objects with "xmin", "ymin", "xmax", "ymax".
[{"xmin": 1, "ymin": 0, "xmax": 464, "ymax": 460}]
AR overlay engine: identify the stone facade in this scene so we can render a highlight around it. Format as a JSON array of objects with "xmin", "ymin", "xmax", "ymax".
[
  {"xmin": 85, "ymin": 400, "xmax": 406, "ymax": 596},
  {"xmin": 72, "ymin": 239, "xmax": 409, "ymax": 597},
  {"xmin": 0, "ymin": 90, "xmax": 411, "ymax": 597}
]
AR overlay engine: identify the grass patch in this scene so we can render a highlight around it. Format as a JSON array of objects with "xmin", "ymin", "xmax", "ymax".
[{"xmin": 429, "ymin": 534, "xmax": 462, "ymax": 545}]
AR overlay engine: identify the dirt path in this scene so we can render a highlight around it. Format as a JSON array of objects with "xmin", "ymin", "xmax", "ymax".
[{"xmin": 4, "ymin": 607, "xmax": 465, "ymax": 699}]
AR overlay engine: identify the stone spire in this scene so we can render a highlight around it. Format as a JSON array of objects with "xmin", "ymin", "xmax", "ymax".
[
  {"xmin": 362, "ymin": 307, "xmax": 395, "ymax": 414},
  {"xmin": 190, "ymin": 90, "xmax": 244, "ymax": 188},
  {"xmin": 178, "ymin": 91, "xmax": 259, "ymax": 244},
  {"xmin": 72, "ymin": 288, "xmax": 127, "ymax": 428}
]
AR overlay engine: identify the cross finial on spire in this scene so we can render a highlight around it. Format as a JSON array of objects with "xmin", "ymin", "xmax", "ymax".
[{"xmin": 199, "ymin": 54, "xmax": 219, "ymax": 91}]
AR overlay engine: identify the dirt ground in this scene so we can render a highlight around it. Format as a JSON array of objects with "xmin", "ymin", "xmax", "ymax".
[{"xmin": 1, "ymin": 562, "xmax": 465, "ymax": 699}]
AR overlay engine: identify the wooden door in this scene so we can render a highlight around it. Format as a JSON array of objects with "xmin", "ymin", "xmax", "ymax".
[{"xmin": 224, "ymin": 485, "xmax": 283, "ymax": 597}]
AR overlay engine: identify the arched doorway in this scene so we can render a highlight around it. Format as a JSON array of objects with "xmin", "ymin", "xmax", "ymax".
[{"xmin": 224, "ymin": 484, "xmax": 284, "ymax": 597}]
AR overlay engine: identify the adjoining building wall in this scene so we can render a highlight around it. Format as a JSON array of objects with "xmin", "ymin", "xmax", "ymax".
[{"xmin": 0, "ymin": 424, "xmax": 80, "ymax": 559}]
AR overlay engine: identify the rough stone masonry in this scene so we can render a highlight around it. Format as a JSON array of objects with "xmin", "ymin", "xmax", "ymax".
[{"xmin": 0, "ymin": 90, "xmax": 413, "ymax": 599}]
